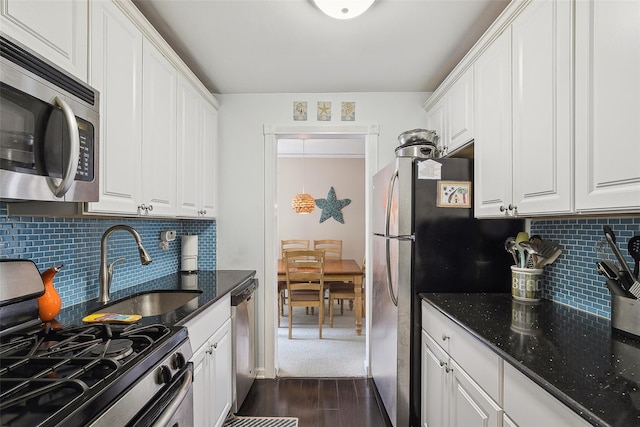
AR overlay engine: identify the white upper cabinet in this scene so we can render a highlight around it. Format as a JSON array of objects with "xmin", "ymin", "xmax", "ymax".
[
  {"xmin": 1, "ymin": 0, "xmax": 88, "ymax": 81},
  {"xmin": 87, "ymin": 0, "xmax": 143, "ymax": 215},
  {"xmin": 475, "ymin": 0, "xmax": 572, "ymax": 218},
  {"xmin": 511, "ymin": 0, "xmax": 573, "ymax": 216},
  {"xmin": 446, "ymin": 67, "xmax": 474, "ymax": 154},
  {"xmin": 474, "ymin": 28, "xmax": 513, "ymax": 218},
  {"xmin": 177, "ymin": 76, "xmax": 201, "ymax": 217},
  {"xmin": 574, "ymin": 0, "xmax": 640, "ymax": 212},
  {"xmin": 425, "ymin": 66, "xmax": 474, "ymax": 157},
  {"xmin": 201, "ymin": 102, "xmax": 219, "ymax": 218},
  {"xmin": 87, "ymin": 0, "xmax": 218, "ymax": 219},
  {"xmin": 177, "ymin": 75, "xmax": 219, "ymax": 219},
  {"xmin": 140, "ymin": 38, "xmax": 177, "ymax": 217},
  {"xmin": 426, "ymin": 97, "xmax": 446, "ymax": 156}
]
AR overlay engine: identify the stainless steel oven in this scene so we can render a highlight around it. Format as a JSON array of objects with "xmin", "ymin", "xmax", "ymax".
[
  {"xmin": 0, "ymin": 260, "xmax": 194, "ymax": 427},
  {"xmin": 0, "ymin": 34, "xmax": 99, "ymax": 202}
]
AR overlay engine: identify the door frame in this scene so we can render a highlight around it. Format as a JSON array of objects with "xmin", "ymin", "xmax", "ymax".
[{"xmin": 263, "ymin": 123, "xmax": 379, "ymax": 378}]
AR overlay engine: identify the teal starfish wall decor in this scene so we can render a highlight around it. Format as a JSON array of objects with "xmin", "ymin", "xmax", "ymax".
[{"xmin": 315, "ymin": 187, "xmax": 351, "ymax": 224}]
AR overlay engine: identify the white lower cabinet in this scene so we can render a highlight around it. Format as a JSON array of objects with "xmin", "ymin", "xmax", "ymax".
[
  {"xmin": 421, "ymin": 302, "xmax": 502, "ymax": 427},
  {"xmin": 421, "ymin": 332, "xmax": 502, "ymax": 427},
  {"xmin": 422, "ymin": 301, "xmax": 590, "ymax": 427},
  {"xmin": 185, "ymin": 295, "xmax": 232, "ymax": 427},
  {"xmin": 503, "ymin": 364, "xmax": 589, "ymax": 427}
]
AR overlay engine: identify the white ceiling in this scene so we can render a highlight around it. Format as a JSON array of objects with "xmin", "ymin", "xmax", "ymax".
[{"xmin": 132, "ymin": 0, "xmax": 509, "ymax": 95}]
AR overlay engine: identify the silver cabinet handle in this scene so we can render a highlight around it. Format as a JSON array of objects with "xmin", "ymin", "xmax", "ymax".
[{"xmin": 48, "ymin": 96, "xmax": 79, "ymax": 198}]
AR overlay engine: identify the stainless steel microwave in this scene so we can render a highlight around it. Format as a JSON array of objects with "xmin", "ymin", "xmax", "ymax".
[{"xmin": 0, "ymin": 34, "xmax": 99, "ymax": 202}]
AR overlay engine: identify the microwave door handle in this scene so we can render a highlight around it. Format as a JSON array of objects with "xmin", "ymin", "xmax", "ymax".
[{"xmin": 47, "ymin": 96, "xmax": 80, "ymax": 198}]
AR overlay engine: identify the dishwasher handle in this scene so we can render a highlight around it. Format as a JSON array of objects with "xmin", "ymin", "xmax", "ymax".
[{"xmin": 231, "ymin": 278, "xmax": 258, "ymax": 306}]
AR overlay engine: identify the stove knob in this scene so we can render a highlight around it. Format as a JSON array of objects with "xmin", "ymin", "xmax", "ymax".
[
  {"xmin": 172, "ymin": 352, "xmax": 186, "ymax": 370},
  {"xmin": 158, "ymin": 365, "xmax": 172, "ymax": 384}
]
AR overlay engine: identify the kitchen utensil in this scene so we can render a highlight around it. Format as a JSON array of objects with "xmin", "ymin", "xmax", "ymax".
[
  {"xmin": 628, "ymin": 236, "xmax": 640, "ymax": 279},
  {"xmin": 504, "ymin": 237, "xmax": 519, "ymax": 266},
  {"xmin": 603, "ymin": 226, "xmax": 640, "ymax": 298},
  {"xmin": 594, "ymin": 238, "xmax": 621, "ymax": 268},
  {"xmin": 606, "ymin": 278, "xmax": 630, "ymax": 297},
  {"xmin": 596, "ymin": 261, "xmax": 635, "ymax": 298},
  {"xmin": 518, "ymin": 241, "xmax": 539, "ymax": 268},
  {"xmin": 535, "ymin": 247, "xmax": 562, "ymax": 269},
  {"xmin": 515, "ymin": 232, "xmax": 529, "ymax": 268},
  {"xmin": 529, "ymin": 235, "xmax": 543, "ymax": 265}
]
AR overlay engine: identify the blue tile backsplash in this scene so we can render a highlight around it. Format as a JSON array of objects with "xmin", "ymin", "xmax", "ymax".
[
  {"xmin": 531, "ymin": 216, "xmax": 640, "ymax": 318},
  {"xmin": 1, "ymin": 199, "xmax": 638, "ymax": 320},
  {"xmin": 0, "ymin": 202, "xmax": 216, "ymax": 308}
]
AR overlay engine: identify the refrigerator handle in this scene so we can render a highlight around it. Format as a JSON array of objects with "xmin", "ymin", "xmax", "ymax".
[{"xmin": 385, "ymin": 169, "xmax": 399, "ymax": 307}]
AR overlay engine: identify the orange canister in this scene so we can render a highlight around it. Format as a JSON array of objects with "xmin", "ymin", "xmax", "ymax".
[{"xmin": 38, "ymin": 262, "xmax": 65, "ymax": 322}]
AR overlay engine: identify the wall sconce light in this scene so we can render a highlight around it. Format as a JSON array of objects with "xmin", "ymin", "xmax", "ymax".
[{"xmin": 314, "ymin": 0, "xmax": 375, "ymax": 20}]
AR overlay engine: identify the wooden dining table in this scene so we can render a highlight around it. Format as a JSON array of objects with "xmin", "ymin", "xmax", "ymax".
[{"xmin": 277, "ymin": 258, "xmax": 364, "ymax": 335}]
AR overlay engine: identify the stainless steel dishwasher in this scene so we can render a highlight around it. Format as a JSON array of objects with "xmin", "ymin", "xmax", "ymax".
[{"xmin": 230, "ymin": 277, "xmax": 258, "ymax": 413}]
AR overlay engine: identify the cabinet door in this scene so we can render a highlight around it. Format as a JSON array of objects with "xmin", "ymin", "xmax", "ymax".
[
  {"xmin": 87, "ymin": 0, "xmax": 142, "ymax": 215},
  {"xmin": 511, "ymin": 0, "xmax": 573, "ymax": 215},
  {"xmin": 575, "ymin": 0, "xmax": 640, "ymax": 212},
  {"xmin": 141, "ymin": 38, "xmax": 177, "ymax": 216},
  {"xmin": 474, "ymin": 28, "xmax": 513, "ymax": 218},
  {"xmin": 1, "ymin": 0, "xmax": 88, "ymax": 81},
  {"xmin": 426, "ymin": 98, "xmax": 446, "ymax": 156},
  {"xmin": 449, "ymin": 358, "xmax": 502, "ymax": 427},
  {"xmin": 422, "ymin": 331, "xmax": 448, "ymax": 427},
  {"xmin": 177, "ymin": 76, "xmax": 201, "ymax": 217},
  {"xmin": 192, "ymin": 340, "xmax": 211, "ymax": 427},
  {"xmin": 200, "ymin": 101, "xmax": 218, "ymax": 218},
  {"xmin": 447, "ymin": 67, "xmax": 474, "ymax": 153},
  {"xmin": 211, "ymin": 319, "xmax": 232, "ymax": 427}
]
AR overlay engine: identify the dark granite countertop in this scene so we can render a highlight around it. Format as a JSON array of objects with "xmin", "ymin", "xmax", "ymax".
[
  {"xmin": 420, "ymin": 293, "xmax": 640, "ymax": 427},
  {"xmin": 56, "ymin": 270, "xmax": 256, "ymax": 327}
]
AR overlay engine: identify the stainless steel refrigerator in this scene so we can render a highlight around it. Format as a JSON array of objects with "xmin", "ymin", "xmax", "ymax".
[{"xmin": 371, "ymin": 156, "xmax": 523, "ymax": 426}]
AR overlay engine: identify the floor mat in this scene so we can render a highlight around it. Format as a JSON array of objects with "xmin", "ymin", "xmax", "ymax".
[{"xmin": 223, "ymin": 416, "xmax": 298, "ymax": 427}]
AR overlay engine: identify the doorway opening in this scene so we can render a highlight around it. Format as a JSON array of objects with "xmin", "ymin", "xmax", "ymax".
[
  {"xmin": 262, "ymin": 124, "xmax": 379, "ymax": 379},
  {"xmin": 277, "ymin": 137, "xmax": 365, "ymax": 377}
]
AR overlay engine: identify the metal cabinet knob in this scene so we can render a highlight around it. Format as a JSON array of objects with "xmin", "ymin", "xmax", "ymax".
[
  {"xmin": 442, "ymin": 333, "xmax": 450, "ymax": 341},
  {"xmin": 499, "ymin": 205, "xmax": 506, "ymax": 212},
  {"xmin": 508, "ymin": 204, "xmax": 516, "ymax": 211}
]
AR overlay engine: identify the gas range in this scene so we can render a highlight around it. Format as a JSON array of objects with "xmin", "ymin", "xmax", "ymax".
[{"xmin": 0, "ymin": 260, "xmax": 194, "ymax": 427}]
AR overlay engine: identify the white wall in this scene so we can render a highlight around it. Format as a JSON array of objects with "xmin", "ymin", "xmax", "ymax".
[
  {"xmin": 278, "ymin": 157, "xmax": 365, "ymax": 263},
  {"xmin": 216, "ymin": 92, "xmax": 429, "ymax": 375}
]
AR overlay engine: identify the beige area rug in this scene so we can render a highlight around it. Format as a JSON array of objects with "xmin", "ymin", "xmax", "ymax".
[
  {"xmin": 223, "ymin": 416, "xmax": 298, "ymax": 427},
  {"xmin": 277, "ymin": 304, "xmax": 366, "ymax": 377}
]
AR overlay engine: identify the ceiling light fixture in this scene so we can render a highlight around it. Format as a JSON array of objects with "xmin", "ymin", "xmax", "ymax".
[
  {"xmin": 314, "ymin": 0, "xmax": 375, "ymax": 20},
  {"xmin": 291, "ymin": 140, "xmax": 315, "ymax": 214}
]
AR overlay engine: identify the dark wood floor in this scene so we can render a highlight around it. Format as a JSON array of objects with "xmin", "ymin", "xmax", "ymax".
[{"xmin": 236, "ymin": 378, "xmax": 391, "ymax": 427}]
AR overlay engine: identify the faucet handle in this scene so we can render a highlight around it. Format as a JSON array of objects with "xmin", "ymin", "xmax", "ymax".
[{"xmin": 108, "ymin": 257, "xmax": 126, "ymax": 274}]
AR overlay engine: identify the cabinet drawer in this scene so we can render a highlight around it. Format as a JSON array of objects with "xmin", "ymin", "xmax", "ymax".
[
  {"xmin": 422, "ymin": 301, "xmax": 502, "ymax": 403},
  {"xmin": 184, "ymin": 294, "xmax": 230, "ymax": 351}
]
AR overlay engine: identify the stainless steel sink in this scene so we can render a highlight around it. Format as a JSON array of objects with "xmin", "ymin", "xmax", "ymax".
[{"xmin": 95, "ymin": 290, "xmax": 202, "ymax": 316}]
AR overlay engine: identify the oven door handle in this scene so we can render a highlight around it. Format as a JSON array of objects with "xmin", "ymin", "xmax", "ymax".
[{"xmin": 153, "ymin": 367, "xmax": 193, "ymax": 427}]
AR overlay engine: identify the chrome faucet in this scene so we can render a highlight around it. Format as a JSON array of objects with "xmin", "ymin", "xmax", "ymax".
[{"xmin": 98, "ymin": 225, "xmax": 152, "ymax": 303}]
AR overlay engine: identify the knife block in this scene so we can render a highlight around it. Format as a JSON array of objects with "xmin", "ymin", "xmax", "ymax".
[{"xmin": 611, "ymin": 295, "xmax": 640, "ymax": 338}]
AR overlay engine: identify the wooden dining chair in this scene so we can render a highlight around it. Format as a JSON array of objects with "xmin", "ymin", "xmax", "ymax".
[
  {"xmin": 328, "ymin": 258, "xmax": 365, "ymax": 327},
  {"xmin": 278, "ymin": 240, "xmax": 310, "ymax": 327},
  {"xmin": 313, "ymin": 239, "xmax": 342, "ymax": 259},
  {"xmin": 284, "ymin": 249, "xmax": 325, "ymax": 339}
]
